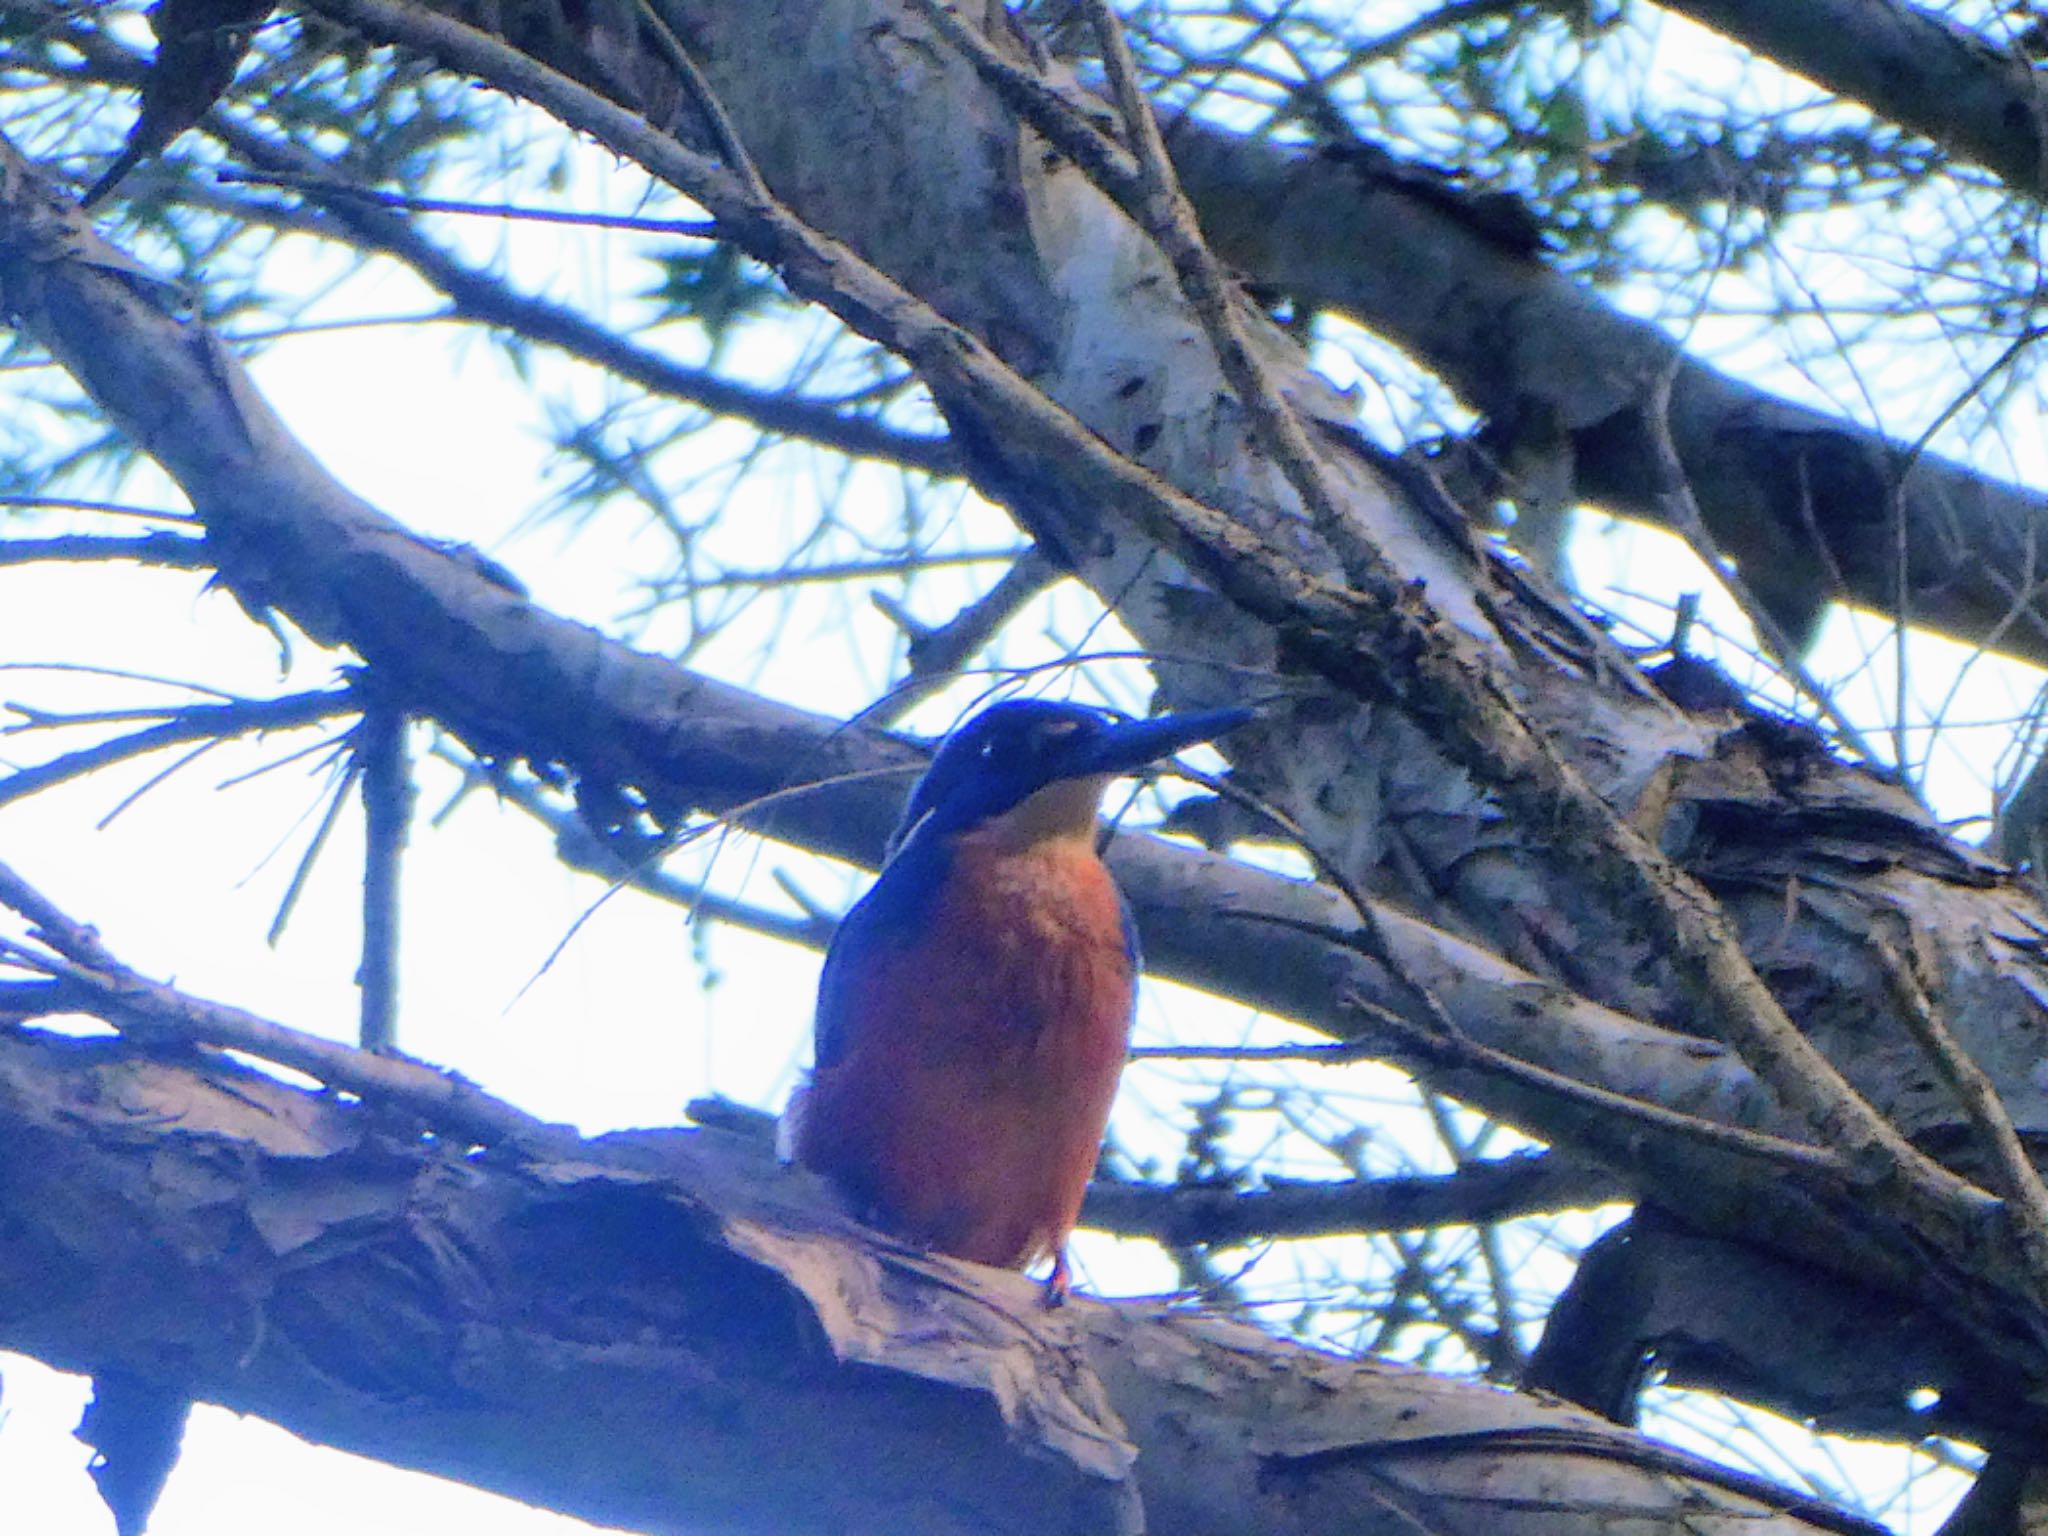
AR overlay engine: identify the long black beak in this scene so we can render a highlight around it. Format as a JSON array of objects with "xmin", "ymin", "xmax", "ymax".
[{"xmin": 1055, "ymin": 706, "xmax": 1253, "ymax": 780}]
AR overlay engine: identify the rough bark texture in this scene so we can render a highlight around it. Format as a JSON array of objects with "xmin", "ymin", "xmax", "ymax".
[
  {"xmin": 8, "ymin": 0, "xmax": 2048, "ymax": 1522},
  {"xmin": 1167, "ymin": 120, "xmax": 2048, "ymax": 673},
  {"xmin": 7, "ymin": 115, "xmax": 2027, "ymax": 1348},
  {"xmin": 0, "ymin": 1025, "xmax": 1886, "ymax": 1536},
  {"xmin": 1656, "ymin": 0, "xmax": 2048, "ymax": 201}
]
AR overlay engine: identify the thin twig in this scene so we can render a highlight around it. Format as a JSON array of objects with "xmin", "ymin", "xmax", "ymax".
[
  {"xmin": 0, "ymin": 690, "xmax": 352, "ymax": 811},
  {"xmin": 1637, "ymin": 363, "xmax": 1897, "ymax": 779},
  {"xmin": 1085, "ymin": 1149, "xmax": 1627, "ymax": 1246},
  {"xmin": 1345, "ymin": 993, "xmax": 1848, "ymax": 1177},
  {"xmin": 356, "ymin": 701, "xmax": 411, "ymax": 1053},
  {"xmin": 1873, "ymin": 931, "xmax": 2048, "ymax": 1293},
  {"xmin": 263, "ymin": 750, "xmax": 357, "ymax": 947},
  {"xmin": 427, "ymin": 742, "xmax": 838, "ymax": 950},
  {"xmin": 0, "ymin": 858, "xmax": 122, "ymax": 970},
  {"xmin": 0, "ymin": 494, "xmax": 195, "ymax": 522},
  {"xmin": 0, "ymin": 859, "xmax": 576, "ymax": 1152},
  {"xmin": 636, "ymin": 0, "xmax": 771, "ymax": 200},
  {"xmin": 215, "ymin": 167, "xmax": 718, "ymax": 235},
  {"xmin": 0, "ymin": 532, "xmax": 209, "ymax": 567},
  {"xmin": 870, "ymin": 547, "xmax": 1062, "ymax": 725},
  {"xmin": 1082, "ymin": 0, "xmax": 1376, "ymax": 576}
]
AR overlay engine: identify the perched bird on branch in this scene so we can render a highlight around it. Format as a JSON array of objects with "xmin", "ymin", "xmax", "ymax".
[{"xmin": 784, "ymin": 697, "xmax": 1250, "ymax": 1302}]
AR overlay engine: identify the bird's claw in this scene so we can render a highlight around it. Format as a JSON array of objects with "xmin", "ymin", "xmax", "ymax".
[{"xmin": 1042, "ymin": 1251, "xmax": 1071, "ymax": 1309}]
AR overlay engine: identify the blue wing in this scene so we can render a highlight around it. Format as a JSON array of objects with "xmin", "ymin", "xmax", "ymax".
[{"xmin": 813, "ymin": 838, "xmax": 948, "ymax": 1070}]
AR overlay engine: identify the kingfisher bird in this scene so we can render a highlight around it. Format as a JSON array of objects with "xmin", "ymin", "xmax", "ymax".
[{"xmin": 784, "ymin": 698, "xmax": 1251, "ymax": 1301}]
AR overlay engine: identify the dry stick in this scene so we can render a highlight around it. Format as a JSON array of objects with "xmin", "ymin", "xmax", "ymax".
[
  {"xmin": 1635, "ymin": 365, "xmax": 1896, "ymax": 777},
  {"xmin": 1342, "ymin": 992, "xmax": 1847, "ymax": 1176},
  {"xmin": 213, "ymin": 3, "xmax": 2009, "ymax": 1279},
  {"xmin": 1873, "ymin": 931, "xmax": 2048, "ymax": 1274},
  {"xmin": 0, "ymin": 690, "xmax": 352, "ymax": 810},
  {"xmin": 0, "ymin": 860, "xmax": 574, "ymax": 1152},
  {"xmin": 356, "ymin": 700, "xmax": 411, "ymax": 1054},
  {"xmin": 870, "ymin": 548, "xmax": 1061, "ymax": 726},
  {"xmin": 1083, "ymin": 0, "xmax": 1379, "ymax": 579},
  {"xmin": 910, "ymin": 0, "xmax": 1143, "ymax": 198}
]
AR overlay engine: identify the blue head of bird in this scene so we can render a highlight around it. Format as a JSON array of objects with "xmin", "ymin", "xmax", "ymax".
[{"xmin": 888, "ymin": 698, "xmax": 1253, "ymax": 858}]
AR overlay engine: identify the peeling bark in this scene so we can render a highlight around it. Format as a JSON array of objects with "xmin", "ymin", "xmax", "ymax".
[
  {"xmin": 0, "ymin": 1025, "xmax": 1888, "ymax": 1536},
  {"xmin": 9, "ymin": 0, "xmax": 2048, "ymax": 1500},
  {"xmin": 1167, "ymin": 121, "xmax": 2048, "ymax": 672}
]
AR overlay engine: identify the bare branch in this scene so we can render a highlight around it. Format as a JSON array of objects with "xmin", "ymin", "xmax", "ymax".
[
  {"xmin": 0, "ymin": 690, "xmax": 352, "ymax": 810},
  {"xmin": 1874, "ymin": 930, "xmax": 2048, "ymax": 1282},
  {"xmin": 211, "ymin": 123, "xmax": 960, "ymax": 478},
  {"xmin": 0, "ymin": 531, "xmax": 209, "ymax": 568},
  {"xmin": 1167, "ymin": 121, "xmax": 2048, "ymax": 670},
  {"xmin": 1655, "ymin": 0, "xmax": 2048, "ymax": 202},
  {"xmin": 0, "ymin": 1022, "xmax": 1891, "ymax": 1536},
  {"xmin": 870, "ymin": 547, "xmax": 1061, "ymax": 724},
  {"xmin": 356, "ymin": 700, "xmax": 410, "ymax": 1054},
  {"xmin": 1084, "ymin": 1151, "xmax": 1627, "ymax": 1246},
  {"xmin": 0, "ymin": 855, "xmax": 578, "ymax": 1153}
]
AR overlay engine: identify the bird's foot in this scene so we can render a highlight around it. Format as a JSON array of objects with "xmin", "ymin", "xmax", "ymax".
[{"xmin": 1042, "ymin": 1251, "xmax": 1071, "ymax": 1309}]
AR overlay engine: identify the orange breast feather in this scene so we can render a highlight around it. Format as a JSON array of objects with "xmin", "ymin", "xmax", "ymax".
[{"xmin": 796, "ymin": 833, "xmax": 1135, "ymax": 1270}]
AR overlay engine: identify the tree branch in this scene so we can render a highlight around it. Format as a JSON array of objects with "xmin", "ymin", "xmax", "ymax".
[
  {"xmin": 0, "ymin": 530, "xmax": 210, "ymax": 567},
  {"xmin": 1655, "ymin": 0, "xmax": 2048, "ymax": 203},
  {"xmin": 14, "ymin": 9, "xmax": 2048, "ymax": 1441},
  {"xmin": 1084, "ymin": 1151, "xmax": 1627, "ymax": 1246},
  {"xmin": 0, "ymin": 1023, "xmax": 1898, "ymax": 1536},
  {"xmin": 1167, "ymin": 120, "xmax": 2048, "ymax": 669},
  {"xmin": 215, "ymin": 121, "xmax": 960, "ymax": 478}
]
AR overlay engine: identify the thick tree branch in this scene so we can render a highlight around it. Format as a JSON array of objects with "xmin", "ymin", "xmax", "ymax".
[
  {"xmin": 8, "ymin": 15, "xmax": 2040, "ymax": 1350},
  {"xmin": 1655, "ymin": 0, "xmax": 2048, "ymax": 203},
  {"xmin": 0, "ymin": 856, "xmax": 579, "ymax": 1153},
  {"xmin": 0, "ymin": 1023, "xmax": 1897, "ymax": 1536},
  {"xmin": 21, "ymin": 3, "xmax": 2048, "ymax": 1453},
  {"xmin": 1167, "ymin": 120, "xmax": 2048, "ymax": 669}
]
